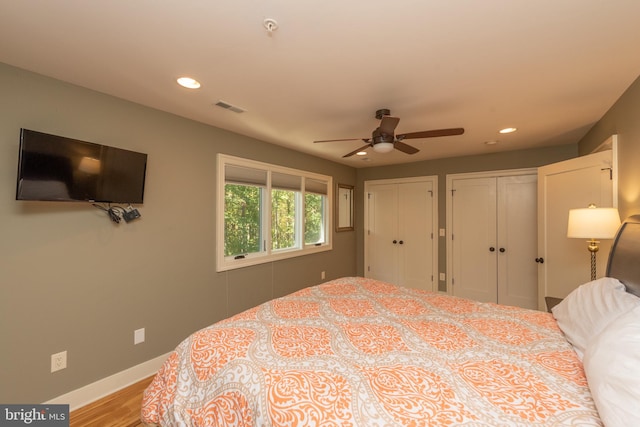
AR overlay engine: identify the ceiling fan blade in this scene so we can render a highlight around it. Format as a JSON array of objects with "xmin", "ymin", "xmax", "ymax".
[
  {"xmin": 314, "ymin": 137, "xmax": 366, "ymax": 143},
  {"xmin": 398, "ymin": 127, "xmax": 465, "ymax": 140},
  {"xmin": 379, "ymin": 116, "xmax": 400, "ymax": 135},
  {"xmin": 394, "ymin": 141, "xmax": 419, "ymax": 155},
  {"xmin": 343, "ymin": 144, "xmax": 371, "ymax": 158}
]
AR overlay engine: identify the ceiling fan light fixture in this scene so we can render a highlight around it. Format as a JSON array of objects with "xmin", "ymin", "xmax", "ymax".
[
  {"xmin": 373, "ymin": 142, "xmax": 394, "ymax": 153},
  {"xmin": 314, "ymin": 109, "xmax": 463, "ymax": 158}
]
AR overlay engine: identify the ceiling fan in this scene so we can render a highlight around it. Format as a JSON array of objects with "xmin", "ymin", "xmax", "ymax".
[{"xmin": 314, "ymin": 109, "xmax": 464, "ymax": 158}]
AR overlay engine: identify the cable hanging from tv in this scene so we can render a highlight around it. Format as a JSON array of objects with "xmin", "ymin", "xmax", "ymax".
[{"xmin": 92, "ymin": 203, "xmax": 141, "ymax": 224}]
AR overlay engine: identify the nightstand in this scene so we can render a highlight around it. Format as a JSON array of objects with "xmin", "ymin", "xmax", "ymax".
[{"xmin": 545, "ymin": 296, "xmax": 563, "ymax": 313}]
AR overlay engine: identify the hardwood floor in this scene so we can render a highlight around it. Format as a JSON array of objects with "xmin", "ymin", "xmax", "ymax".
[{"xmin": 69, "ymin": 376, "xmax": 154, "ymax": 427}]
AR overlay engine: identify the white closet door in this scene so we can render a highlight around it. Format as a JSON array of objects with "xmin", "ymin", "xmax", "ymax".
[
  {"xmin": 365, "ymin": 178, "xmax": 437, "ymax": 291},
  {"xmin": 451, "ymin": 177, "xmax": 498, "ymax": 303},
  {"xmin": 537, "ymin": 150, "xmax": 614, "ymax": 309},
  {"xmin": 398, "ymin": 181, "xmax": 434, "ymax": 290},
  {"xmin": 497, "ymin": 175, "xmax": 538, "ymax": 309},
  {"xmin": 366, "ymin": 183, "xmax": 399, "ymax": 284}
]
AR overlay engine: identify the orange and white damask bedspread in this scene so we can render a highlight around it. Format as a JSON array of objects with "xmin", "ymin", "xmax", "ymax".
[{"xmin": 141, "ymin": 277, "xmax": 601, "ymax": 426}]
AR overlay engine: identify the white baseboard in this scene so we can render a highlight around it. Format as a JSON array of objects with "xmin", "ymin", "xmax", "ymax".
[{"xmin": 44, "ymin": 352, "xmax": 171, "ymax": 411}]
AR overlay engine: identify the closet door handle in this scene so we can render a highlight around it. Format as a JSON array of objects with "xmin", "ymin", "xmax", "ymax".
[
  {"xmin": 393, "ymin": 240, "xmax": 398, "ymax": 244},
  {"xmin": 399, "ymin": 240, "xmax": 404, "ymax": 245},
  {"xmin": 499, "ymin": 247, "xmax": 506, "ymax": 253},
  {"xmin": 489, "ymin": 247, "xmax": 495, "ymax": 252},
  {"xmin": 535, "ymin": 257, "xmax": 545, "ymax": 264}
]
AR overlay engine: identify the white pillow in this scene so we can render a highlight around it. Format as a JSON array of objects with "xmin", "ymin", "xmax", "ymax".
[
  {"xmin": 583, "ymin": 304, "xmax": 640, "ymax": 427},
  {"xmin": 552, "ymin": 277, "xmax": 640, "ymax": 359}
]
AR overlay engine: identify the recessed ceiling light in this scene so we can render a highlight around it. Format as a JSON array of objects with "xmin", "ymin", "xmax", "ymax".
[
  {"xmin": 499, "ymin": 127, "xmax": 517, "ymax": 134},
  {"xmin": 485, "ymin": 140, "xmax": 498, "ymax": 145},
  {"xmin": 356, "ymin": 151, "xmax": 367, "ymax": 156},
  {"xmin": 177, "ymin": 77, "xmax": 201, "ymax": 89}
]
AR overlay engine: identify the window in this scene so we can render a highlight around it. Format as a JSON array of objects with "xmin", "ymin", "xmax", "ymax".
[
  {"xmin": 304, "ymin": 179, "xmax": 328, "ymax": 245},
  {"xmin": 217, "ymin": 154, "xmax": 332, "ymax": 271}
]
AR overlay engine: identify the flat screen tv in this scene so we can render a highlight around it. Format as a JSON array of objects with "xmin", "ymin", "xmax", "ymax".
[{"xmin": 16, "ymin": 129, "xmax": 147, "ymax": 203}]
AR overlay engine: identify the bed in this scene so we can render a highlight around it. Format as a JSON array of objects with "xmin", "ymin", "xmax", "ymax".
[{"xmin": 141, "ymin": 216, "xmax": 640, "ymax": 426}]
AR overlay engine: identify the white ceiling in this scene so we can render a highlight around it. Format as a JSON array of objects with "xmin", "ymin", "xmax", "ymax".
[{"xmin": 2, "ymin": 1, "xmax": 640, "ymax": 167}]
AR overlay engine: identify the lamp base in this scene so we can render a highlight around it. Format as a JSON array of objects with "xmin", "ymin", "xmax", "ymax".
[{"xmin": 587, "ymin": 239, "xmax": 599, "ymax": 281}]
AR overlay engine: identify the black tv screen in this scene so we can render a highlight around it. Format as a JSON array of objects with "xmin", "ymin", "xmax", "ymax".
[{"xmin": 16, "ymin": 129, "xmax": 147, "ymax": 203}]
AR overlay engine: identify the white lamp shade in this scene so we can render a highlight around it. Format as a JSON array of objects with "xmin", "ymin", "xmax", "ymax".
[
  {"xmin": 567, "ymin": 207, "xmax": 621, "ymax": 239},
  {"xmin": 373, "ymin": 142, "xmax": 394, "ymax": 153}
]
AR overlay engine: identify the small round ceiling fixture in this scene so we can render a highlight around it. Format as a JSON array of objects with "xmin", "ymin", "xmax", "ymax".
[
  {"xmin": 263, "ymin": 18, "xmax": 278, "ymax": 33},
  {"xmin": 356, "ymin": 151, "xmax": 367, "ymax": 156},
  {"xmin": 485, "ymin": 140, "xmax": 498, "ymax": 145},
  {"xmin": 177, "ymin": 77, "xmax": 201, "ymax": 89},
  {"xmin": 499, "ymin": 127, "xmax": 517, "ymax": 134}
]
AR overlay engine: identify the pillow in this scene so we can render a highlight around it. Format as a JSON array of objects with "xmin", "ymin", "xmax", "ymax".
[
  {"xmin": 551, "ymin": 277, "xmax": 640, "ymax": 359},
  {"xmin": 583, "ymin": 304, "xmax": 640, "ymax": 427}
]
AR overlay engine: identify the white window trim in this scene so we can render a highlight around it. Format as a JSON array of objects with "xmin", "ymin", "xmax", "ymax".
[{"xmin": 217, "ymin": 154, "xmax": 333, "ymax": 272}]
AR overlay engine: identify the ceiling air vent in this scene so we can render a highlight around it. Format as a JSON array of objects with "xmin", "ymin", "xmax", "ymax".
[{"xmin": 214, "ymin": 100, "xmax": 245, "ymax": 114}]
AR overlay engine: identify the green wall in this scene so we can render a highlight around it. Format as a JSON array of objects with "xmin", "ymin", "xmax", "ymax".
[{"xmin": 0, "ymin": 63, "xmax": 357, "ymax": 403}]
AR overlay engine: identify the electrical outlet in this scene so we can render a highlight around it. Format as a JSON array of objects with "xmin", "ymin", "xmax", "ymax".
[
  {"xmin": 439, "ymin": 273, "xmax": 446, "ymax": 281},
  {"xmin": 51, "ymin": 351, "xmax": 67, "ymax": 373},
  {"xmin": 321, "ymin": 271, "xmax": 326, "ymax": 280},
  {"xmin": 134, "ymin": 328, "xmax": 145, "ymax": 345}
]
